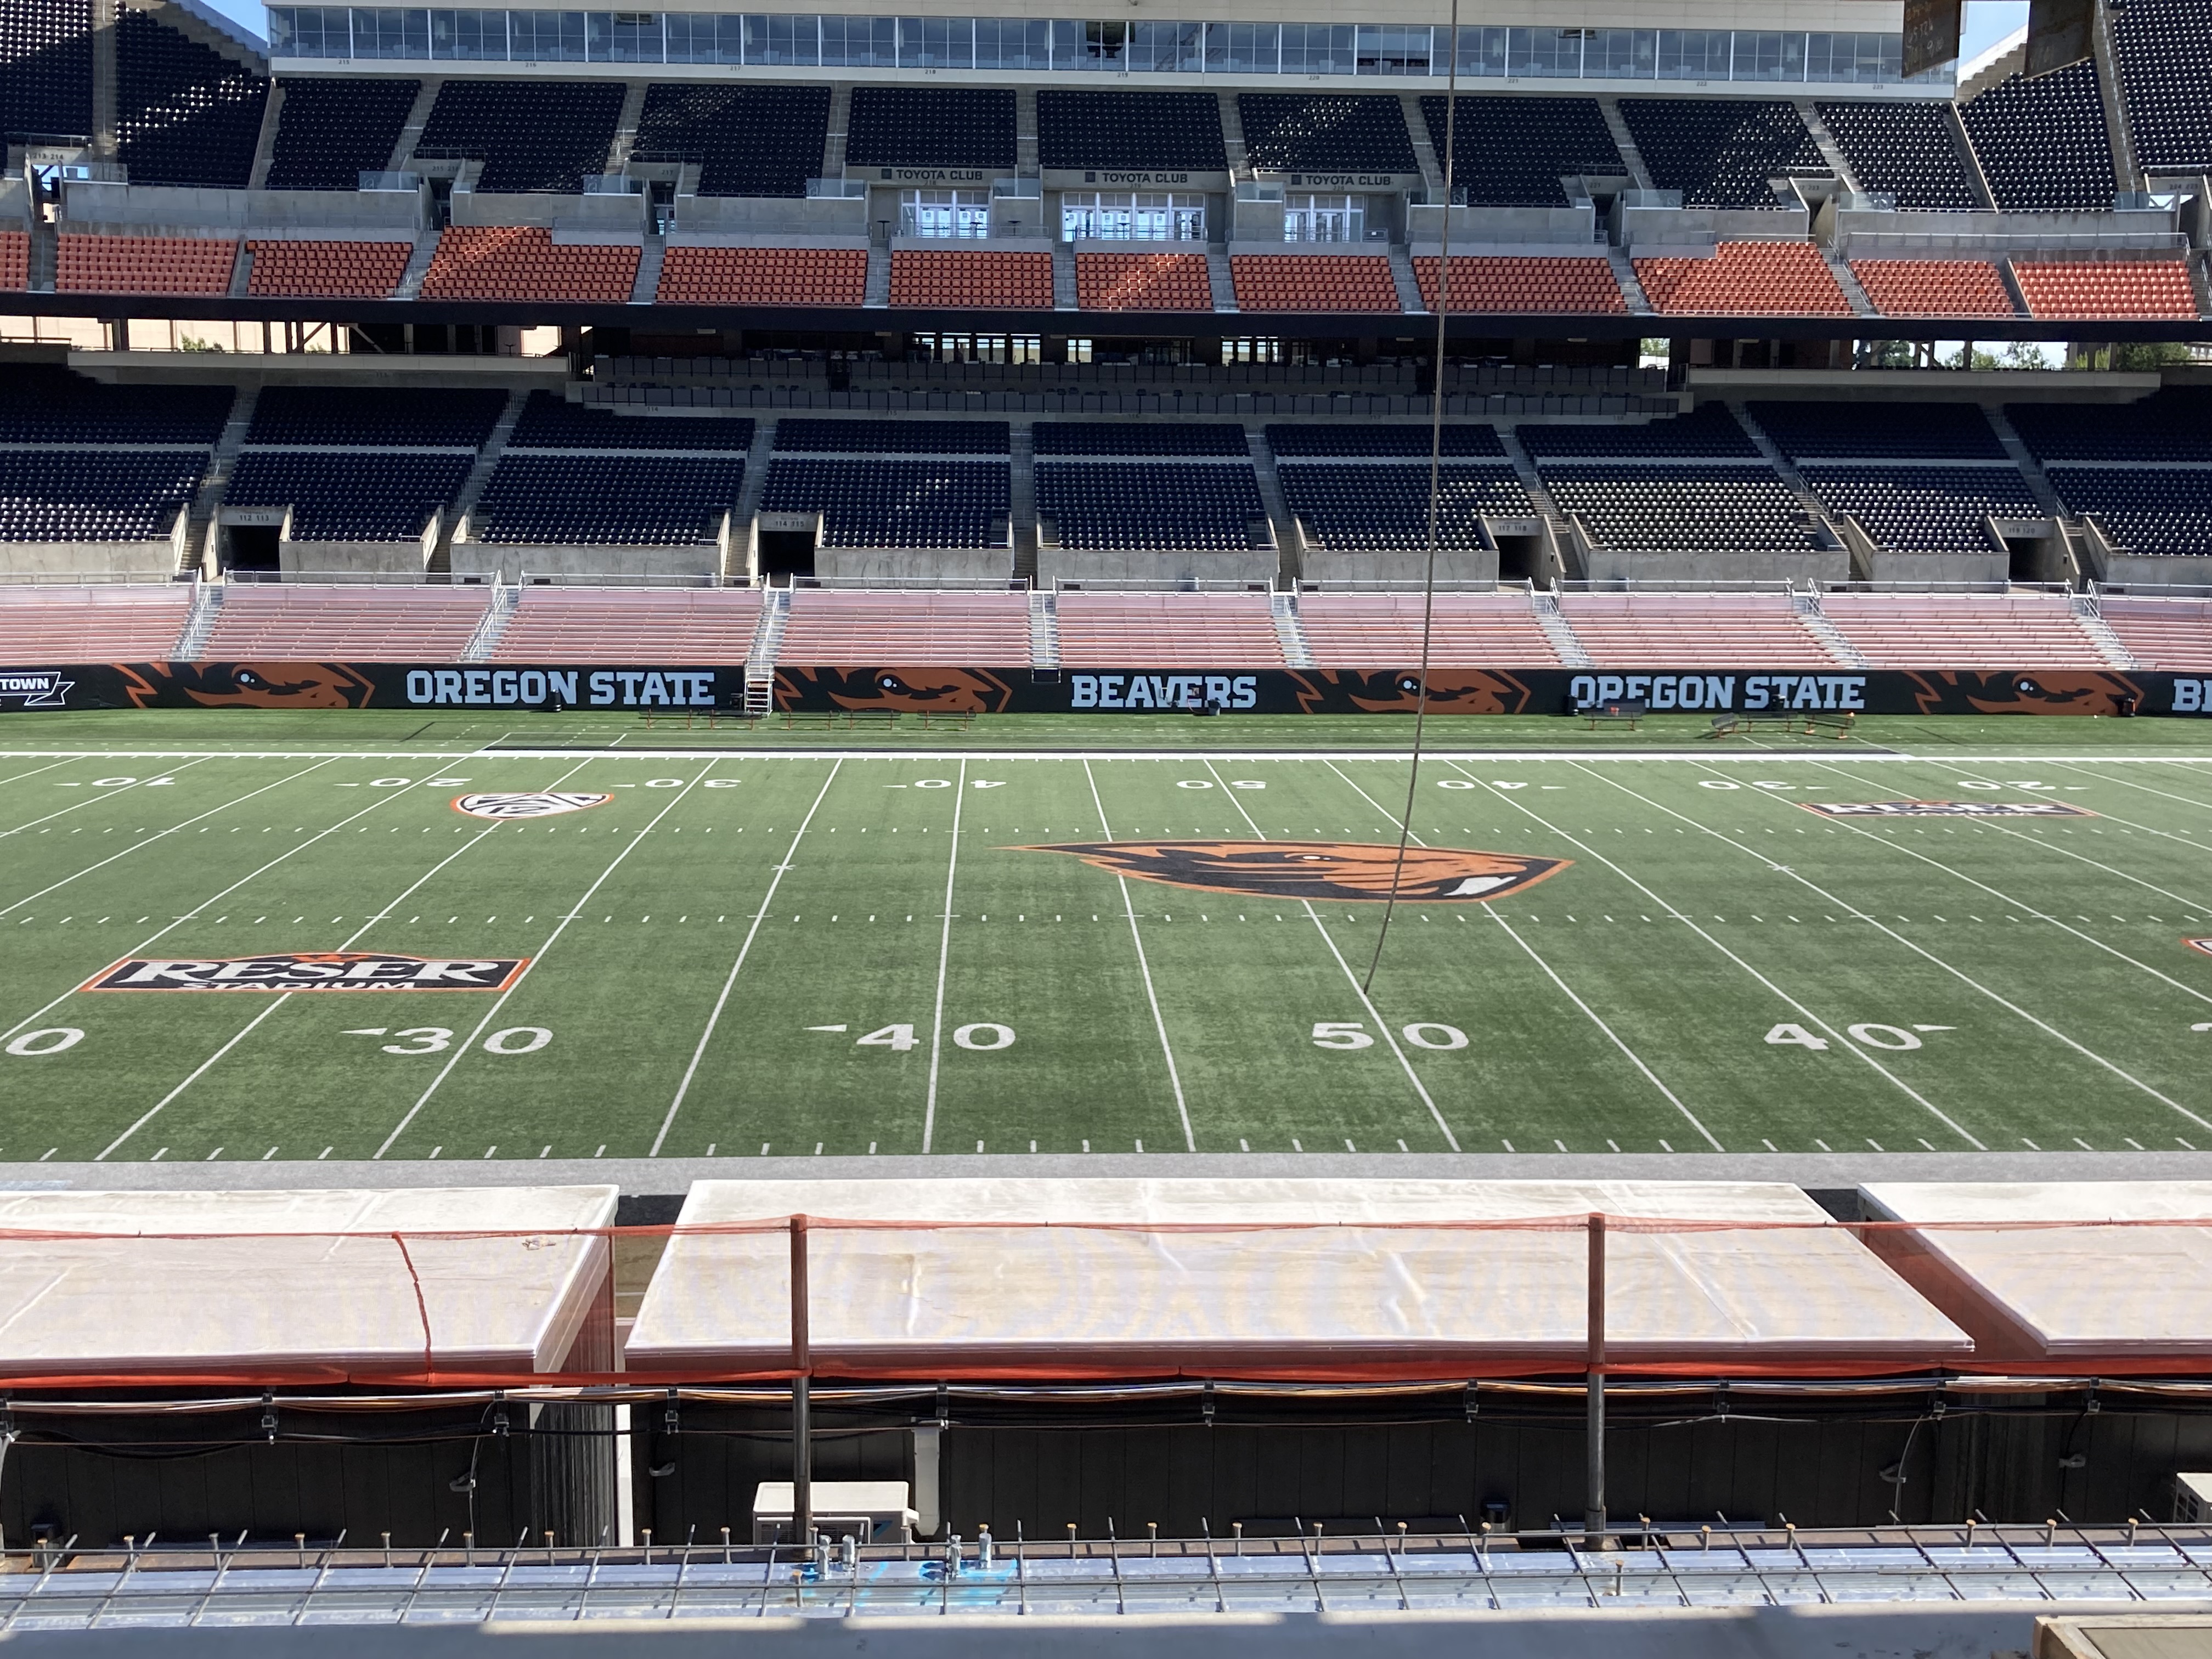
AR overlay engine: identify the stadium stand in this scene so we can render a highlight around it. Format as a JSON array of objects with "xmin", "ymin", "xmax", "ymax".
[
  {"xmin": 2010, "ymin": 393, "xmax": 2212, "ymax": 556},
  {"xmin": 765, "ymin": 421, "xmax": 1010, "ymax": 548},
  {"xmin": 1417, "ymin": 97, "xmax": 1624, "ymax": 206},
  {"xmin": 1037, "ymin": 89, "xmax": 1225, "ymax": 169},
  {"xmin": 248, "ymin": 387, "xmax": 505, "ymax": 449},
  {"xmin": 655, "ymin": 246, "xmax": 867, "ymax": 307},
  {"xmin": 776, "ymin": 420, "xmax": 1009, "ymax": 455},
  {"xmin": 1228, "ymin": 255, "xmax": 1399, "ymax": 312},
  {"xmin": 0, "ymin": 370, "xmax": 232, "ymax": 445},
  {"xmin": 1035, "ymin": 422, "xmax": 1249, "ymax": 457},
  {"xmin": 1295, "ymin": 592, "xmax": 1562, "ymax": 666},
  {"xmin": 1413, "ymin": 256, "xmax": 1625, "ymax": 314},
  {"xmin": 2097, "ymin": 595, "xmax": 2212, "ymax": 669},
  {"xmin": 508, "ymin": 395, "xmax": 752, "ymax": 452},
  {"xmin": 1633, "ymin": 241, "xmax": 1852, "ymax": 316},
  {"xmin": 1269, "ymin": 425, "xmax": 1528, "ymax": 551},
  {"xmin": 2007, "ymin": 389, "xmax": 2212, "ymax": 464},
  {"xmin": 420, "ymin": 227, "xmax": 640, "ymax": 303},
  {"xmin": 1616, "ymin": 100, "xmax": 1827, "ymax": 208},
  {"xmin": 1267, "ymin": 425, "xmax": 1506, "ymax": 459},
  {"xmin": 2011, "ymin": 259, "xmax": 2199, "ymax": 320},
  {"xmin": 1751, "ymin": 400, "xmax": 2010, "ymax": 462},
  {"xmin": 1522, "ymin": 408, "xmax": 1813, "ymax": 557},
  {"xmin": 0, "ymin": 232, "xmax": 25, "ymax": 292},
  {"xmin": 1790, "ymin": 467, "xmax": 2041, "ymax": 552},
  {"xmin": 1075, "ymin": 253, "xmax": 1212, "ymax": 312},
  {"xmin": 1817, "ymin": 591, "xmax": 2108, "ymax": 666},
  {"xmin": 57, "ymin": 235, "xmax": 236, "ymax": 295},
  {"xmin": 846, "ymin": 86, "xmax": 1015, "ymax": 168},
  {"xmin": 0, "ymin": 452, "xmax": 206, "ymax": 542},
  {"xmin": 1237, "ymin": 94, "xmax": 1417, "ymax": 173},
  {"xmin": 490, "ymin": 586, "xmax": 764, "ymax": 663},
  {"xmin": 2044, "ymin": 470, "xmax": 2212, "ymax": 556},
  {"xmin": 1557, "ymin": 592, "xmax": 1842, "ymax": 667},
  {"xmin": 0, "ymin": 584, "xmax": 191, "ymax": 664},
  {"xmin": 1849, "ymin": 259, "xmax": 2016, "ymax": 318},
  {"xmin": 244, "ymin": 240, "xmax": 411, "ymax": 299},
  {"xmin": 1815, "ymin": 101, "xmax": 1981, "ymax": 211},
  {"xmin": 1, "ymin": 0, "xmax": 92, "ymax": 140},
  {"xmin": 889, "ymin": 250, "xmax": 1053, "ymax": 309},
  {"xmin": 263, "ymin": 77, "xmax": 421, "ymax": 190},
  {"xmin": 1036, "ymin": 424, "xmax": 1266, "ymax": 551},
  {"xmin": 232, "ymin": 386, "xmax": 504, "ymax": 544},
  {"xmin": 473, "ymin": 455, "xmax": 746, "ymax": 546},
  {"xmin": 113, "ymin": 8, "xmax": 265, "ymax": 189},
  {"xmin": 2110, "ymin": 0, "xmax": 2212, "ymax": 173},
  {"xmin": 1959, "ymin": 61, "xmax": 2115, "ymax": 212},
  {"xmin": 1521, "ymin": 405, "xmax": 1760, "ymax": 460},
  {"xmin": 413, "ymin": 80, "xmax": 626, "ymax": 193},
  {"xmin": 776, "ymin": 589, "xmax": 1032, "ymax": 663},
  {"xmin": 199, "ymin": 584, "xmax": 492, "ymax": 659},
  {"xmin": 630, "ymin": 83, "xmax": 832, "ymax": 197},
  {"xmin": 1053, "ymin": 591, "xmax": 1286, "ymax": 667}
]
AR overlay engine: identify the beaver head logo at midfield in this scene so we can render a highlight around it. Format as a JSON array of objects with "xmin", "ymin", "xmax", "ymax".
[
  {"xmin": 1291, "ymin": 670, "xmax": 1533, "ymax": 715},
  {"xmin": 121, "ymin": 662, "xmax": 377, "ymax": 710},
  {"xmin": 1014, "ymin": 840, "xmax": 1568, "ymax": 903},
  {"xmin": 1904, "ymin": 670, "xmax": 2143, "ymax": 718},
  {"xmin": 781, "ymin": 667, "xmax": 1015, "ymax": 715}
]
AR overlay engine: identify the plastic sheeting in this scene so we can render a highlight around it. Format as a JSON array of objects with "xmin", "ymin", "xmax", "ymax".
[
  {"xmin": 0, "ymin": 1186, "xmax": 618, "ymax": 1379},
  {"xmin": 625, "ymin": 1178, "xmax": 1971, "ymax": 1378},
  {"xmin": 1860, "ymin": 1182, "xmax": 2212, "ymax": 1361}
]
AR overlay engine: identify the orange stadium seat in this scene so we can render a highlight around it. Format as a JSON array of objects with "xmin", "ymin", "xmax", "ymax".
[
  {"xmin": 1849, "ymin": 259, "xmax": 2017, "ymax": 317},
  {"xmin": 1633, "ymin": 240, "xmax": 1852, "ymax": 316},
  {"xmin": 1075, "ymin": 252, "xmax": 1213, "ymax": 312},
  {"xmin": 654, "ymin": 246, "xmax": 868, "ymax": 307},
  {"xmin": 2012, "ymin": 259, "xmax": 2199, "ymax": 319},
  {"xmin": 419, "ymin": 226, "xmax": 640, "ymax": 303},
  {"xmin": 1228, "ymin": 255, "xmax": 1400, "ymax": 312},
  {"xmin": 1412, "ymin": 256, "xmax": 1626, "ymax": 314},
  {"xmin": 57, "ymin": 235, "xmax": 239, "ymax": 295},
  {"xmin": 888, "ymin": 250, "xmax": 1053, "ymax": 309},
  {"xmin": 0, "ymin": 232, "xmax": 28, "ymax": 291},
  {"xmin": 245, "ymin": 240, "xmax": 413, "ymax": 300}
]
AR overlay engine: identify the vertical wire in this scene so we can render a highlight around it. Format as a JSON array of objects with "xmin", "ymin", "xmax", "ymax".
[{"xmin": 1363, "ymin": 0, "xmax": 1459, "ymax": 994}]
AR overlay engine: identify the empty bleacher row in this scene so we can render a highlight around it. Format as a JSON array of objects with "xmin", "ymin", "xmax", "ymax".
[
  {"xmin": 1035, "ymin": 424, "xmax": 1267, "ymax": 551},
  {"xmin": 1268, "ymin": 424, "xmax": 1531, "ymax": 552},
  {"xmin": 0, "ymin": 372, "xmax": 229, "ymax": 546},
  {"xmin": 763, "ymin": 420, "xmax": 1010, "ymax": 548},
  {"xmin": 1750, "ymin": 402, "xmax": 2044, "ymax": 554}
]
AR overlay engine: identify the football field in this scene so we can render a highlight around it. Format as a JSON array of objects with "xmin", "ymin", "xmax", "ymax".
[{"xmin": 1, "ymin": 719, "xmax": 2210, "ymax": 1169}]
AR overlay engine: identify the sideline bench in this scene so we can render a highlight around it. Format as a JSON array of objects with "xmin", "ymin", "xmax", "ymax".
[
  {"xmin": 1576, "ymin": 698, "xmax": 1647, "ymax": 729},
  {"xmin": 1708, "ymin": 710, "xmax": 1857, "ymax": 740}
]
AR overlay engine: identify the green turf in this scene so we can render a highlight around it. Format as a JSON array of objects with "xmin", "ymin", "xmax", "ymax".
[{"xmin": 0, "ymin": 718, "xmax": 2208, "ymax": 1166}]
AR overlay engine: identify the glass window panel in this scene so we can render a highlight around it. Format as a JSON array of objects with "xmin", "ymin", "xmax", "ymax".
[
  {"xmin": 1048, "ymin": 19, "xmax": 1081, "ymax": 65},
  {"xmin": 586, "ymin": 11, "xmax": 662, "ymax": 60},
  {"xmin": 1204, "ymin": 21, "xmax": 1276, "ymax": 72},
  {"xmin": 1655, "ymin": 27, "xmax": 1730, "ymax": 77},
  {"xmin": 1435, "ymin": 25, "xmax": 1507, "ymax": 76},
  {"xmin": 1508, "ymin": 25, "xmax": 1582, "ymax": 75},
  {"xmin": 1584, "ymin": 26, "xmax": 1652, "ymax": 76},
  {"xmin": 746, "ymin": 13, "xmax": 815, "ymax": 63},
  {"xmin": 975, "ymin": 18, "xmax": 1049, "ymax": 69},
  {"xmin": 432, "ymin": 8, "xmax": 506, "ymax": 55},
  {"xmin": 1080, "ymin": 20, "xmax": 1127, "ymax": 69},
  {"xmin": 904, "ymin": 187, "xmax": 990, "ymax": 238},
  {"xmin": 1281, "ymin": 22, "xmax": 1353, "ymax": 74},
  {"xmin": 1356, "ymin": 24, "xmax": 1429, "ymax": 74},
  {"xmin": 1729, "ymin": 30, "xmax": 1789, "ymax": 79},
  {"xmin": 349, "ymin": 8, "xmax": 428, "ymax": 57}
]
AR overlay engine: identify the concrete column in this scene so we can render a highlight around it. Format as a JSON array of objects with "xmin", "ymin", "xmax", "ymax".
[{"xmin": 91, "ymin": 0, "xmax": 120, "ymax": 162}]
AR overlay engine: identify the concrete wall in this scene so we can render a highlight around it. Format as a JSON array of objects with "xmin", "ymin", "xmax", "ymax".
[
  {"xmin": 277, "ymin": 539, "xmax": 430, "ymax": 579},
  {"xmin": 2104, "ymin": 552, "xmax": 2212, "ymax": 586},
  {"xmin": 0, "ymin": 540, "xmax": 179, "ymax": 581},
  {"xmin": 672, "ymin": 194, "xmax": 871, "ymax": 238},
  {"xmin": 1582, "ymin": 548, "xmax": 1848, "ymax": 584},
  {"xmin": 60, "ymin": 179, "xmax": 427, "ymax": 233},
  {"xmin": 1299, "ymin": 547, "xmax": 1498, "ymax": 584},
  {"xmin": 1407, "ymin": 202, "xmax": 1599, "ymax": 247},
  {"xmin": 1040, "ymin": 548, "xmax": 1278, "ymax": 584},
  {"xmin": 450, "ymin": 540, "xmax": 721, "ymax": 584},
  {"xmin": 449, "ymin": 189, "xmax": 648, "ymax": 234},
  {"xmin": 814, "ymin": 547, "xmax": 1015, "ymax": 583},
  {"xmin": 1862, "ymin": 549, "xmax": 2010, "ymax": 584},
  {"xmin": 1612, "ymin": 203, "xmax": 1811, "ymax": 251}
]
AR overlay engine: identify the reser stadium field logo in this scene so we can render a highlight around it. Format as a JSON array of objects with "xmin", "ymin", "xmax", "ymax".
[
  {"xmin": 81, "ymin": 954, "xmax": 531, "ymax": 993},
  {"xmin": 454, "ymin": 792, "xmax": 613, "ymax": 821},
  {"xmin": 1801, "ymin": 800, "xmax": 2098, "ymax": 819},
  {"xmin": 1017, "ymin": 841, "xmax": 1568, "ymax": 903},
  {"xmin": 2187, "ymin": 939, "xmax": 2212, "ymax": 961}
]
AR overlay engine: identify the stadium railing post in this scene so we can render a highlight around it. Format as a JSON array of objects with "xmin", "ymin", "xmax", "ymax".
[
  {"xmin": 792, "ymin": 1214, "xmax": 812, "ymax": 1556},
  {"xmin": 1584, "ymin": 1212, "xmax": 1607, "ymax": 1551}
]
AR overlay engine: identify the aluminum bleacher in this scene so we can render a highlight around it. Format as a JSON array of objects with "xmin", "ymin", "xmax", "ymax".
[
  {"xmin": 1296, "ymin": 592, "xmax": 1561, "ymax": 666},
  {"xmin": 1053, "ymin": 591, "xmax": 1285, "ymax": 667},
  {"xmin": 0, "ymin": 585, "xmax": 192, "ymax": 664},
  {"xmin": 1816, "ymin": 592, "xmax": 2107, "ymax": 667},
  {"xmin": 2097, "ymin": 595, "xmax": 2212, "ymax": 669},
  {"xmin": 490, "ymin": 586, "xmax": 764, "ymax": 663},
  {"xmin": 199, "ymin": 585, "xmax": 492, "ymax": 660},
  {"xmin": 1558, "ymin": 592, "xmax": 1841, "ymax": 668},
  {"xmin": 776, "ymin": 589, "xmax": 1031, "ymax": 664}
]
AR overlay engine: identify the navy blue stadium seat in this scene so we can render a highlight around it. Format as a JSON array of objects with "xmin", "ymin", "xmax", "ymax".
[
  {"xmin": 266, "ymin": 77, "xmax": 420, "ymax": 190},
  {"xmin": 1037, "ymin": 89, "xmax": 1226, "ymax": 170},
  {"xmin": 763, "ymin": 458, "xmax": 1009, "ymax": 548},
  {"xmin": 1036, "ymin": 422, "xmax": 1248, "ymax": 456},
  {"xmin": 1817, "ymin": 101, "xmax": 1980, "ymax": 211},
  {"xmin": 631, "ymin": 83, "xmax": 831, "ymax": 198},
  {"xmin": 1239, "ymin": 95, "xmax": 1416, "ymax": 174},
  {"xmin": 0, "ymin": 369, "xmax": 232, "ymax": 445},
  {"xmin": 114, "ymin": 8, "xmax": 266, "ymax": 189},
  {"xmin": 509, "ymin": 392, "xmax": 753, "ymax": 452},
  {"xmin": 0, "ymin": 452, "xmax": 207, "ymax": 541},
  {"xmin": 1960, "ymin": 61, "xmax": 2115, "ymax": 212},
  {"xmin": 774, "ymin": 419, "xmax": 1009, "ymax": 454},
  {"xmin": 1419, "ymin": 96, "xmax": 1625, "ymax": 207},
  {"xmin": 845, "ymin": 87, "xmax": 1015, "ymax": 170},
  {"xmin": 1616, "ymin": 99, "xmax": 1826, "ymax": 209},
  {"xmin": 1266, "ymin": 423, "xmax": 1504, "ymax": 458},
  {"xmin": 247, "ymin": 386, "xmax": 507, "ymax": 449},
  {"xmin": 225, "ymin": 452, "xmax": 472, "ymax": 541},
  {"xmin": 414, "ymin": 80, "xmax": 625, "ymax": 193},
  {"xmin": 476, "ymin": 454, "xmax": 747, "ymax": 545}
]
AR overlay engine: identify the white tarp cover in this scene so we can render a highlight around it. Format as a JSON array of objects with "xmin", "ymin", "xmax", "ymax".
[
  {"xmin": 0, "ymin": 1186, "xmax": 618, "ymax": 1376},
  {"xmin": 1861, "ymin": 1182, "xmax": 2212, "ymax": 1358},
  {"xmin": 625, "ymin": 1178, "xmax": 1969, "ymax": 1373}
]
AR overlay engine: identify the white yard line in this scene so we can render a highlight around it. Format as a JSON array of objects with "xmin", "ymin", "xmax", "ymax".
[
  {"xmin": 2041, "ymin": 759, "xmax": 2212, "ymax": 816},
  {"xmin": 1579, "ymin": 760, "xmax": 2212, "ymax": 1136},
  {"xmin": 1324, "ymin": 759, "xmax": 1720, "ymax": 1152},
  {"xmin": 0, "ymin": 759, "xmax": 210, "ymax": 840},
  {"xmin": 650, "ymin": 759, "xmax": 844, "ymax": 1158},
  {"xmin": 919, "ymin": 758, "xmax": 969, "ymax": 1156},
  {"xmin": 0, "ymin": 757, "xmax": 98, "ymax": 792},
  {"xmin": 1082, "ymin": 758, "xmax": 1195, "ymax": 1153},
  {"xmin": 1197, "ymin": 757, "xmax": 1461, "ymax": 1151},
  {"xmin": 373, "ymin": 759, "xmax": 725, "ymax": 1159}
]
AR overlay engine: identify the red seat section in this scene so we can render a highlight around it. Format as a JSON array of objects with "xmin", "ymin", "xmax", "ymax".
[
  {"xmin": 246, "ymin": 240, "xmax": 413, "ymax": 299},
  {"xmin": 1633, "ymin": 241, "xmax": 1852, "ymax": 316},
  {"xmin": 2012, "ymin": 259, "xmax": 2199, "ymax": 319},
  {"xmin": 1297, "ymin": 593, "xmax": 1562, "ymax": 667},
  {"xmin": 2094, "ymin": 596, "xmax": 2212, "ymax": 670},
  {"xmin": 1850, "ymin": 259, "xmax": 2017, "ymax": 317},
  {"xmin": 1075, "ymin": 253, "xmax": 1212, "ymax": 312},
  {"xmin": 1412, "ymin": 256, "xmax": 1625, "ymax": 314},
  {"xmin": 888, "ymin": 250, "xmax": 1053, "ymax": 309},
  {"xmin": 420, "ymin": 227, "xmax": 639, "ymax": 303},
  {"xmin": 493, "ymin": 586, "xmax": 763, "ymax": 663},
  {"xmin": 656, "ymin": 246, "xmax": 868, "ymax": 307},
  {"xmin": 1229, "ymin": 255, "xmax": 1400, "ymax": 313},
  {"xmin": 0, "ymin": 585, "xmax": 193, "ymax": 664},
  {"xmin": 1558, "ymin": 593, "xmax": 1841, "ymax": 668},
  {"xmin": 777, "ymin": 589, "xmax": 1031, "ymax": 664},
  {"xmin": 57, "ymin": 235, "xmax": 238, "ymax": 295},
  {"xmin": 0, "ymin": 232, "xmax": 28, "ymax": 291},
  {"xmin": 200, "ymin": 585, "xmax": 491, "ymax": 659},
  {"xmin": 1817, "ymin": 591, "xmax": 2107, "ymax": 668},
  {"xmin": 1053, "ymin": 591, "xmax": 1285, "ymax": 668}
]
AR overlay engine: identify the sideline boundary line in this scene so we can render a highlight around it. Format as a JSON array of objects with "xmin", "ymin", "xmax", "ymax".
[{"xmin": 2, "ymin": 746, "xmax": 2205, "ymax": 765}]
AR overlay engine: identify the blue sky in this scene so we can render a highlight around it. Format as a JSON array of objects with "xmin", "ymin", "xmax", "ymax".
[{"xmin": 201, "ymin": 0, "xmax": 2033, "ymax": 62}]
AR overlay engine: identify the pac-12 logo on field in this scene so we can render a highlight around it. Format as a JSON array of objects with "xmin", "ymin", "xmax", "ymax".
[
  {"xmin": 1015, "ymin": 840, "xmax": 1568, "ymax": 902},
  {"xmin": 80, "ymin": 954, "xmax": 531, "ymax": 992},
  {"xmin": 453, "ymin": 792, "xmax": 612, "ymax": 820},
  {"xmin": 1801, "ymin": 800, "xmax": 2097, "ymax": 819}
]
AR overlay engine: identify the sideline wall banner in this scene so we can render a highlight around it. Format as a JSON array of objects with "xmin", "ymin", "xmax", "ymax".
[{"xmin": 3, "ymin": 662, "xmax": 2209, "ymax": 717}]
